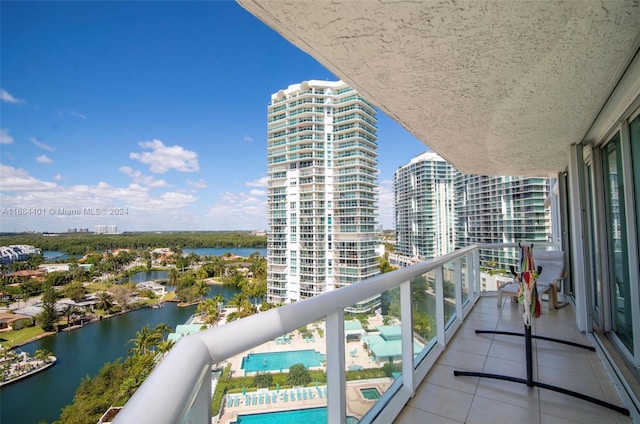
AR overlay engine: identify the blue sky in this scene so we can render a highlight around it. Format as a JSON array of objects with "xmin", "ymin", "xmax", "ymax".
[{"xmin": 0, "ymin": 1, "xmax": 427, "ymax": 233}]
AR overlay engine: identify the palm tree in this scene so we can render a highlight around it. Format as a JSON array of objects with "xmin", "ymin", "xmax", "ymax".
[
  {"xmin": 197, "ymin": 298, "xmax": 221, "ymax": 326},
  {"xmin": 157, "ymin": 340, "xmax": 176, "ymax": 357},
  {"xmin": 210, "ymin": 256, "xmax": 225, "ymax": 279},
  {"xmin": 62, "ymin": 304, "xmax": 78, "ymax": 328},
  {"xmin": 168, "ymin": 268, "xmax": 180, "ymax": 287},
  {"xmin": 154, "ymin": 322, "xmax": 172, "ymax": 336},
  {"xmin": 228, "ymin": 293, "xmax": 253, "ymax": 318},
  {"xmin": 34, "ymin": 348, "xmax": 53, "ymax": 363},
  {"xmin": 195, "ymin": 279, "xmax": 208, "ymax": 302},
  {"xmin": 128, "ymin": 325, "xmax": 162, "ymax": 356},
  {"xmin": 96, "ymin": 291, "xmax": 114, "ymax": 313}
]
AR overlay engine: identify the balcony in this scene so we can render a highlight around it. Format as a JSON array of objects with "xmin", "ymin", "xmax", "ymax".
[
  {"xmin": 395, "ymin": 297, "xmax": 630, "ymax": 424},
  {"xmin": 114, "ymin": 244, "xmax": 635, "ymax": 423}
]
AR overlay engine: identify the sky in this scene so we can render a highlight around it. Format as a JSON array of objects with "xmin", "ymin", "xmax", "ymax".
[{"xmin": 0, "ymin": 1, "xmax": 428, "ymax": 233}]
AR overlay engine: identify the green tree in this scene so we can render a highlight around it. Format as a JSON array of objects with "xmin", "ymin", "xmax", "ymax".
[
  {"xmin": 197, "ymin": 297, "xmax": 223, "ymax": 326},
  {"xmin": 195, "ymin": 278, "xmax": 208, "ymax": 302},
  {"xmin": 287, "ymin": 363, "xmax": 311, "ymax": 387},
  {"xmin": 62, "ymin": 304, "xmax": 79, "ymax": 328},
  {"xmin": 168, "ymin": 267, "xmax": 180, "ymax": 287},
  {"xmin": 154, "ymin": 322, "xmax": 172, "ymax": 336},
  {"xmin": 128, "ymin": 325, "xmax": 162, "ymax": 356},
  {"xmin": 37, "ymin": 284, "xmax": 58, "ymax": 332},
  {"xmin": 378, "ymin": 256, "xmax": 395, "ymax": 273},
  {"xmin": 228, "ymin": 292, "xmax": 253, "ymax": 318},
  {"xmin": 118, "ymin": 351, "xmax": 156, "ymax": 400},
  {"xmin": 157, "ymin": 339, "xmax": 175, "ymax": 357},
  {"xmin": 34, "ymin": 348, "xmax": 53, "ymax": 362},
  {"xmin": 96, "ymin": 291, "xmax": 115, "ymax": 313},
  {"xmin": 63, "ymin": 281, "xmax": 87, "ymax": 302},
  {"xmin": 254, "ymin": 372, "xmax": 273, "ymax": 388},
  {"xmin": 45, "ymin": 272, "xmax": 67, "ymax": 287}
]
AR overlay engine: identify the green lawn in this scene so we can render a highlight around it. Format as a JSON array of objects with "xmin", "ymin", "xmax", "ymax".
[{"xmin": 0, "ymin": 326, "xmax": 49, "ymax": 349}]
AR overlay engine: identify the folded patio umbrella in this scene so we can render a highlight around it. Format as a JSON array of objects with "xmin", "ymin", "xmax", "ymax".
[{"xmin": 516, "ymin": 245, "xmax": 541, "ymax": 326}]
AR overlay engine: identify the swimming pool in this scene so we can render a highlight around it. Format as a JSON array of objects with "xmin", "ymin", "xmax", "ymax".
[
  {"xmin": 359, "ymin": 387, "xmax": 381, "ymax": 400},
  {"xmin": 241, "ymin": 349, "xmax": 324, "ymax": 373},
  {"xmin": 236, "ymin": 408, "xmax": 359, "ymax": 424},
  {"xmin": 236, "ymin": 407, "xmax": 326, "ymax": 424}
]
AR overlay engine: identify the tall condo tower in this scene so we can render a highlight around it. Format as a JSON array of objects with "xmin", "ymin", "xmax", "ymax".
[
  {"xmin": 393, "ymin": 152, "xmax": 550, "ymax": 271},
  {"xmin": 455, "ymin": 175, "xmax": 550, "ymax": 269},
  {"xmin": 266, "ymin": 80, "xmax": 379, "ymax": 312},
  {"xmin": 394, "ymin": 152, "xmax": 457, "ymax": 260}
]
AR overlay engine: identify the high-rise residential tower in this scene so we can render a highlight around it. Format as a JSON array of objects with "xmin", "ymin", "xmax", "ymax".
[
  {"xmin": 394, "ymin": 152, "xmax": 457, "ymax": 261},
  {"xmin": 266, "ymin": 80, "xmax": 379, "ymax": 311},
  {"xmin": 455, "ymin": 175, "xmax": 550, "ymax": 269},
  {"xmin": 394, "ymin": 152, "xmax": 550, "ymax": 270}
]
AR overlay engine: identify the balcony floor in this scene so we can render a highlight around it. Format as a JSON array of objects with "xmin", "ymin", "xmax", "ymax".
[{"xmin": 395, "ymin": 296, "xmax": 632, "ymax": 424}]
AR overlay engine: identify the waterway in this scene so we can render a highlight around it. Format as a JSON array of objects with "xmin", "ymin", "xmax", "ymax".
[{"xmin": 1, "ymin": 275, "xmax": 241, "ymax": 424}]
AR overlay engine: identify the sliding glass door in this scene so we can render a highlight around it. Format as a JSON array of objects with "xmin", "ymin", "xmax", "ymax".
[{"xmin": 603, "ymin": 133, "xmax": 633, "ymax": 353}]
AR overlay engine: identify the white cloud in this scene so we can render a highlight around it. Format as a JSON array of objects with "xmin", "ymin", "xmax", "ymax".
[
  {"xmin": 0, "ymin": 165, "xmax": 201, "ymax": 231},
  {"xmin": 130, "ymin": 139, "xmax": 199, "ymax": 173},
  {"xmin": 1, "ymin": 89, "xmax": 25, "ymax": 104},
  {"xmin": 207, "ymin": 189, "xmax": 267, "ymax": 230},
  {"xmin": 36, "ymin": 155, "xmax": 53, "ymax": 164},
  {"xmin": 246, "ymin": 176, "xmax": 268, "ymax": 187},
  {"xmin": 378, "ymin": 179, "xmax": 395, "ymax": 230},
  {"xmin": 69, "ymin": 110, "xmax": 87, "ymax": 119},
  {"xmin": 30, "ymin": 137, "xmax": 55, "ymax": 151},
  {"xmin": 119, "ymin": 166, "xmax": 169, "ymax": 188},
  {"xmin": 53, "ymin": 174, "xmax": 63, "ymax": 181},
  {"xmin": 0, "ymin": 128, "xmax": 14, "ymax": 144},
  {"xmin": 0, "ymin": 164, "xmax": 58, "ymax": 191},
  {"xmin": 188, "ymin": 179, "xmax": 207, "ymax": 189},
  {"xmin": 243, "ymin": 136, "xmax": 253, "ymax": 142}
]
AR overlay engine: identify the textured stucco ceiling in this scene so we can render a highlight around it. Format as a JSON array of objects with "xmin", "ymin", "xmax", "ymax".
[{"xmin": 239, "ymin": 0, "xmax": 640, "ymax": 176}]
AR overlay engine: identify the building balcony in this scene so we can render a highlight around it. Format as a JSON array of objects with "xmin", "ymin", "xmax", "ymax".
[{"xmin": 114, "ymin": 243, "xmax": 635, "ymax": 424}]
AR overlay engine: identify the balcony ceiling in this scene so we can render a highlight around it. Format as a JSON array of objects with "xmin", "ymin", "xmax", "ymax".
[{"xmin": 239, "ymin": 0, "xmax": 640, "ymax": 176}]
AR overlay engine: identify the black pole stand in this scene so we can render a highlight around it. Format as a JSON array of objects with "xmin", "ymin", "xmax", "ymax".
[
  {"xmin": 454, "ymin": 260, "xmax": 629, "ymax": 416},
  {"xmin": 454, "ymin": 323, "xmax": 629, "ymax": 416}
]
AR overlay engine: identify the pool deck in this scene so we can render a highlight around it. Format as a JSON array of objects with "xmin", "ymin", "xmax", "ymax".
[
  {"xmin": 221, "ymin": 316, "xmax": 384, "ymax": 377},
  {"xmin": 216, "ymin": 313, "xmax": 392, "ymax": 423},
  {"xmin": 217, "ymin": 379, "xmax": 392, "ymax": 424}
]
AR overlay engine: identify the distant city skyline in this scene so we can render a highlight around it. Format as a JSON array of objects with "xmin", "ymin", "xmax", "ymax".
[{"xmin": 0, "ymin": 1, "xmax": 427, "ymax": 233}]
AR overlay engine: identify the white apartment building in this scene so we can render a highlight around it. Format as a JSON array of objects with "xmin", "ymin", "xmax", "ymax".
[
  {"xmin": 456, "ymin": 175, "xmax": 550, "ymax": 269},
  {"xmin": 394, "ymin": 152, "xmax": 457, "ymax": 262},
  {"xmin": 266, "ymin": 80, "xmax": 380, "ymax": 312},
  {"xmin": 94, "ymin": 225, "xmax": 118, "ymax": 234},
  {"xmin": 394, "ymin": 152, "xmax": 550, "ymax": 271}
]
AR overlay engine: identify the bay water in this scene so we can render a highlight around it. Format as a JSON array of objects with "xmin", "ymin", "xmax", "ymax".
[{"xmin": 1, "ymin": 272, "xmax": 241, "ymax": 424}]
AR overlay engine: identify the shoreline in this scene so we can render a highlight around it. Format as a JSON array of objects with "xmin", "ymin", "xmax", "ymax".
[{"xmin": 3, "ymin": 302, "xmax": 163, "ymax": 350}]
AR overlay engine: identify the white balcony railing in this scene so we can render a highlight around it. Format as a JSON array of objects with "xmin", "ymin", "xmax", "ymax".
[{"xmin": 114, "ymin": 243, "xmax": 555, "ymax": 424}]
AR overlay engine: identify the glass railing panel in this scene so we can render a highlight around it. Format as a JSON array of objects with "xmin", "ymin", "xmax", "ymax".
[
  {"xmin": 443, "ymin": 261, "xmax": 457, "ymax": 327},
  {"xmin": 461, "ymin": 255, "xmax": 470, "ymax": 305},
  {"xmin": 345, "ymin": 294, "xmax": 395, "ymax": 422},
  {"xmin": 410, "ymin": 270, "xmax": 437, "ymax": 364},
  {"xmin": 216, "ymin": 323, "xmax": 328, "ymax": 423}
]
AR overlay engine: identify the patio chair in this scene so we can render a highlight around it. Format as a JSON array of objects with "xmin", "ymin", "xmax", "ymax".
[{"xmin": 497, "ymin": 249, "xmax": 566, "ymax": 309}]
